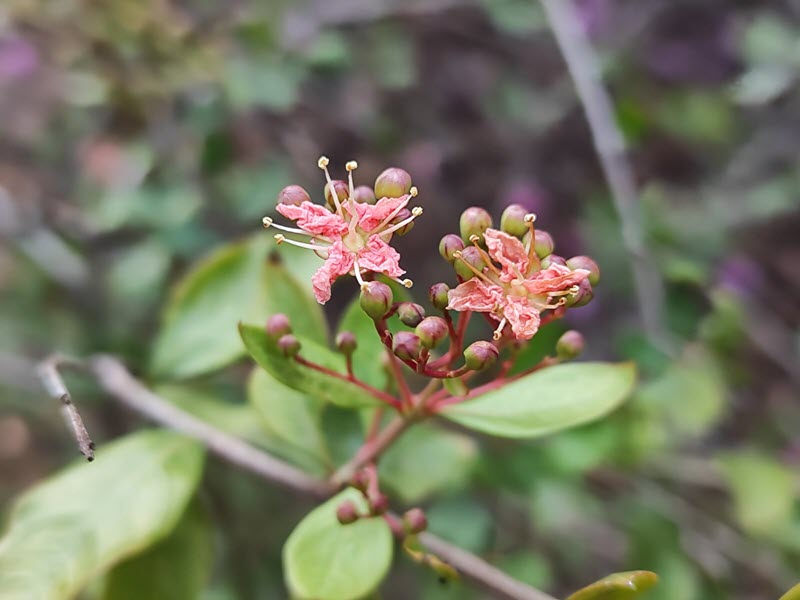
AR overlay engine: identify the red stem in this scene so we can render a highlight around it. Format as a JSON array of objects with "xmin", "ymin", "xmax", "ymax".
[{"xmin": 293, "ymin": 356, "xmax": 402, "ymax": 410}]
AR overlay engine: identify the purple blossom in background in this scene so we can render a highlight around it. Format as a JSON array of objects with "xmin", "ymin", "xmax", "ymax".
[
  {"xmin": 0, "ymin": 36, "xmax": 39, "ymax": 81},
  {"xmin": 716, "ymin": 257, "xmax": 763, "ymax": 298},
  {"xmin": 575, "ymin": 0, "xmax": 610, "ymax": 38}
]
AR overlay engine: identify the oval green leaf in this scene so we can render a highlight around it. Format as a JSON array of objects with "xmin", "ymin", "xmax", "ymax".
[
  {"xmin": 283, "ymin": 489, "xmax": 393, "ymax": 600},
  {"xmin": 567, "ymin": 571, "xmax": 659, "ymax": 600},
  {"xmin": 440, "ymin": 362, "xmax": 636, "ymax": 438},
  {"xmin": 780, "ymin": 583, "xmax": 800, "ymax": 600},
  {"xmin": 0, "ymin": 430, "xmax": 205, "ymax": 600},
  {"xmin": 239, "ymin": 323, "xmax": 380, "ymax": 408}
]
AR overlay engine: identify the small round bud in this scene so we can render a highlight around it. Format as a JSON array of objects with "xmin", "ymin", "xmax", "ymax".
[
  {"xmin": 567, "ymin": 255, "xmax": 600, "ymax": 286},
  {"xmin": 368, "ymin": 492, "xmax": 389, "ymax": 516},
  {"xmin": 336, "ymin": 331, "xmax": 357, "ymax": 355},
  {"xmin": 566, "ymin": 279, "xmax": 594, "ymax": 307},
  {"xmin": 392, "ymin": 331, "xmax": 422, "ymax": 361},
  {"xmin": 463, "ymin": 341, "xmax": 499, "ymax": 371},
  {"xmin": 360, "ymin": 281, "xmax": 393, "ymax": 320},
  {"xmin": 324, "ymin": 180, "xmax": 349, "ymax": 209},
  {"xmin": 402, "ymin": 508, "xmax": 428, "ymax": 534},
  {"xmin": 459, "ymin": 207, "xmax": 492, "ymax": 243},
  {"xmin": 352, "ymin": 185, "xmax": 377, "ymax": 205},
  {"xmin": 415, "ymin": 316, "xmax": 448, "ymax": 348},
  {"xmin": 277, "ymin": 184, "xmax": 311, "ymax": 207},
  {"xmin": 391, "ymin": 208, "xmax": 415, "ymax": 236},
  {"xmin": 277, "ymin": 334, "xmax": 301, "ymax": 358},
  {"xmin": 556, "ymin": 330, "xmax": 585, "ymax": 359},
  {"xmin": 453, "ymin": 246, "xmax": 486, "ymax": 280},
  {"xmin": 374, "ymin": 167, "xmax": 412, "ymax": 199},
  {"xmin": 336, "ymin": 500, "xmax": 360, "ymax": 525},
  {"xmin": 500, "ymin": 204, "xmax": 529, "ymax": 238},
  {"xmin": 429, "ymin": 283, "xmax": 450, "ymax": 311},
  {"xmin": 397, "ymin": 303, "xmax": 426, "ymax": 327},
  {"xmin": 439, "ymin": 234, "xmax": 465, "ymax": 263},
  {"xmin": 266, "ymin": 314, "xmax": 292, "ymax": 340},
  {"xmin": 533, "ymin": 230, "xmax": 555, "ymax": 258},
  {"xmin": 540, "ymin": 254, "xmax": 567, "ymax": 269}
]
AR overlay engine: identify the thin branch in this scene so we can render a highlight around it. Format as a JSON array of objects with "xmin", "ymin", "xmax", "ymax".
[
  {"xmin": 540, "ymin": 0, "xmax": 670, "ymax": 352},
  {"xmin": 36, "ymin": 353, "xmax": 557, "ymax": 600}
]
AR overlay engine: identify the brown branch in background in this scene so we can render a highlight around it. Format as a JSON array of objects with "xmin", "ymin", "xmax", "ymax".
[
  {"xmin": 35, "ymin": 353, "xmax": 558, "ymax": 600},
  {"xmin": 540, "ymin": 0, "xmax": 671, "ymax": 352}
]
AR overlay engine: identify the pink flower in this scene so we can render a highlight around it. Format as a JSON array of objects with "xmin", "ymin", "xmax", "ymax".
[
  {"xmin": 264, "ymin": 158, "xmax": 422, "ymax": 304},
  {"xmin": 447, "ymin": 227, "xmax": 589, "ymax": 340}
]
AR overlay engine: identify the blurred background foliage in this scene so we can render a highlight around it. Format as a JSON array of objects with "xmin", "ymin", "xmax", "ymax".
[{"xmin": 1, "ymin": 0, "xmax": 799, "ymax": 598}]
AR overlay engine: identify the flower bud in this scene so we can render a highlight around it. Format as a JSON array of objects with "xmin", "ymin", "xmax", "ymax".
[
  {"xmin": 374, "ymin": 167, "xmax": 412, "ymax": 199},
  {"xmin": 533, "ymin": 230, "xmax": 555, "ymax": 258},
  {"xmin": 393, "ymin": 331, "xmax": 422, "ymax": 361},
  {"xmin": 453, "ymin": 246, "xmax": 486, "ymax": 280},
  {"xmin": 368, "ymin": 492, "xmax": 389, "ymax": 515},
  {"xmin": 277, "ymin": 184, "xmax": 311, "ymax": 207},
  {"xmin": 566, "ymin": 279, "xmax": 594, "ymax": 307},
  {"xmin": 352, "ymin": 185, "xmax": 377, "ymax": 205},
  {"xmin": 439, "ymin": 234, "xmax": 465, "ymax": 263},
  {"xmin": 324, "ymin": 180, "xmax": 349, "ymax": 209},
  {"xmin": 336, "ymin": 331, "xmax": 357, "ymax": 355},
  {"xmin": 429, "ymin": 283, "xmax": 450, "ymax": 311},
  {"xmin": 459, "ymin": 207, "xmax": 492, "ymax": 243},
  {"xmin": 391, "ymin": 208, "xmax": 414, "ymax": 236},
  {"xmin": 397, "ymin": 302, "xmax": 426, "ymax": 327},
  {"xmin": 402, "ymin": 508, "xmax": 428, "ymax": 534},
  {"xmin": 277, "ymin": 334, "xmax": 301, "ymax": 358},
  {"xmin": 556, "ymin": 330, "xmax": 585, "ymax": 359},
  {"xmin": 336, "ymin": 500, "xmax": 360, "ymax": 525},
  {"xmin": 415, "ymin": 316, "xmax": 448, "ymax": 348},
  {"xmin": 567, "ymin": 255, "xmax": 600, "ymax": 286},
  {"xmin": 463, "ymin": 341, "xmax": 499, "ymax": 371},
  {"xmin": 500, "ymin": 204, "xmax": 529, "ymax": 238},
  {"xmin": 360, "ymin": 281, "xmax": 393, "ymax": 320},
  {"xmin": 540, "ymin": 254, "xmax": 567, "ymax": 269},
  {"xmin": 266, "ymin": 314, "xmax": 292, "ymax": 340}
]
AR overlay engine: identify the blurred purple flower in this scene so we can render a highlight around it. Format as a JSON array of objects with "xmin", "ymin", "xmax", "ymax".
[
  {"xmin": 716, "ymin": 257, "xmax": 763, "ymax": 298},
  {"xmin": 576, "ymin": 0, "xmax": 610, "ymax": 38},
  {"xmin": 0, "ymin": 36, "xmax": 39, "ymax": 81},
  {"xmin": 498, "ymin": 180, "xmax": 548, "ymax": 220}
]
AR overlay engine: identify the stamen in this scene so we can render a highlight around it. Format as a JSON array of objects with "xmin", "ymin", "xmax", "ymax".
[
  {"xmin": 352, "ymin": 260, "xmax": 367, "ymax": 290},
  {"xmin": 468, "ymin": 234, "xmax": 503, "ymax": 277},
  {"xmin": 409, "ymin": 186, "xmax": 418, "ymax": 197},
  {"xmin": 391, "ymin": 277, "xmax": 413, "ymax": 288},
  {"xmin": 318, "ymin": 155, "xmax": 344, "ymax": 217},
  {"xmin": 524, "ymin": 213, "xmax": 540, "ymax": 273},
  {"xmin": 345, "ymin": 160, "xmax": 358, "ymax": 199},
  {"xmin": 263, "ymin": 217, "xmax": 324, "ymax": 239},
  {"xmin": 544, "ymin": 297, "xmax": 567, "ymax": 310},
  {"xmin": 493, "ymin": 317, "xmax": 507, "ymax": 341},
  {"xmin": 369, "ymin": 195, "xmax": 411, "ymax": 233},
  {"xmin": 452, "ymin": 251, "xmax": 495, "ymax": 286},
  {"xmin": 274, "ymin": 234, "xmax": 330, "ymax": 252},
  {"xmin": 380, "ymin": 206, "xmax": 423, "ymax": 237}
]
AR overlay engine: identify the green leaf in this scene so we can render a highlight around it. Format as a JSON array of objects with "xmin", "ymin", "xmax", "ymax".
[
  {"xmin": 717, "ymin": 451, "xmax": 796, "ymax": 536},
  {"xmin": 441, "ymin": 362, "xmax": 636, "ymax": 438},
  {"xmin": 780, "ymin": 583, "xmax": 800, "ymax": 600},
  {"xmin": 240, "ymin": 323, "xmax": 380, "ymax": 408},
  {"xmin": 102, "ymin": 500, "xmax": 212, "ymax": 600},
  {"xmin": 283, "ymin": 489, "xmax": 393, "ymax": 600},
  {"xmin": 151, "ymin": 236, "xmax": 326, "ymax": 379},
  {"xmin": 381, "ymin": 424, "xmax": 476, "ymax": 503},
  {"xmin": 0, "ymin": 430, "xmax": 205, "ymax": 600},
  {"xmin": 566, "ymin": 571, "xmax": 659, "ymax": 600},
  {"xmin": 426, "ymin": 496, "xmax": 492, "ymax": 554}
]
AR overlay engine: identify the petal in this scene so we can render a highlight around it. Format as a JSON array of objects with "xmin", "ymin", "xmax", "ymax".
[
  {"xmin": 357, "ymin": 235, "xmax": 404, "ymax": 277},
  {"xmin": 484, "ymin": 229, "xmax": 529, "ymax": 279},
  {"xmin": 276, "ymin": 201, "xmax": 348, "ymax": 237},
  {"xmin": 446, "ymin": 279, "xmax": 504, "ymax": 312},
  {"xmin": 502, "ymin": 296, "xmax": 541, "ymax": 340},
  {"xmin": 524, "ymin": 263, "xmax": 589, "ymax": 295},
  {"xmin": 356, "ymin": 195, "xmax": 409, "ymax": 232},
  {"xmin": 310, "ymin": 241, "xmax": 355, "ymax": 304}
]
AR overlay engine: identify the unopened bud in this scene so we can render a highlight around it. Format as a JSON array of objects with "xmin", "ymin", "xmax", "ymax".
[
  {"xmin": 402, "ymin": 508, "xmax": 428, "ymax": 534},
  {"xmin": 324, "ymin": 180, "xmax": 349, "ymax": 209},
  {"xmin": 336, "ymin": 331, "xmax": 357, "ymax": 355},
  {"xmin": 556, "ymin": 330, "xmax": 585, "ymax": 359},
  {"xmin": 459, "ymin": 207, "xmax": 492, "ymax": 243},
  {"xmin": 463, "ymin": 341, "xmax": 499, "ymax": 371},
  {"xmin": 500, "ymin": 204, "xmax": 529, "ymax": 238},
  {"xmin": 266, "ymin": 314, "xmax": 292, "ymax": 340},
  {"xmin": 398, "ymin": 303, "xmax": 426, "ymax": 327},
  {"xmin": 429, "ymin": 283, "xmax": 451, "ymax": 311},
  {"xmin": 391, "ymin": 208, "xmax": 415, "ymax": 236},
  {"xmin": 278, "ymin": 334, "xmax": 301, "ymax": 358},
  {"xmin": 393, "ymin": 331, "xmax": 422, "ymax": 361},
  {"xmin": 352, "ymin": 185, "xmax": 377, "ymax": 205},
  {"xmin": 567, "ymin": 255, "xmax": 600, "ymax": 286},
  {"xmin": 415, "ymin": 317, "xmax": 448, "ymax": 348},
  {"xmin": 453, "ymin": 246, "xmax": 486, "ymax": 280},
  {"xmin": 336, "ymin": 500, "xmax": 360, "ymax": 525},
  {"xmin": 277, "ymin": 185, "xmax": 311, "ymax": 207},
  {"xmin": 439, "ymin": 234, "xmax": 465, "ymax": 263},
  {"xmin": 566, "ymin": 279, "xmax": 594, "ymax": 307},
  {"xmin": 540, "ymin": 254, "xmax": 567, "ymax": 269},
  {"xmin": 360, "ymin": 281, "xmax": 393, "ymax": 320},
  {"xmin": 533, "ymin": 230, "xmax": 555, "ymax": 258},
  {"xmin": 374, "ymin": 167, "xmax": 412, "ymax": 199},
  {"xmin": 369, "ymin": 492, "xmax": 389, "ymax": 515}
]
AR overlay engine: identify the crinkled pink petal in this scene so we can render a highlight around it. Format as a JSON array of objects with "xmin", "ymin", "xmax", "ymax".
[
  {"xmin": 484, "ymin": 228, "xmax": 529, "ymax": 281},
  {"xmin": 357, "ymin": 235, "xmax": 404, "ymax": 277},
  {"xmin": 502, "ymin": 295, "xmax": 541, "ymax": 340},
  {"xmin": 356, "ymin": 196, "xmax": 409, "ymax": 232},
  {"xmin": 524, "ymin": 264, "xmax": 589, "ymax": 295},
  {"xmin": 446, "ymin": 279, "xmax": 504, "ymax": 312},
  {"xmin": 310, "ymin": 241, "xmax": 355, "ymax": 304},
  {"xmin": 276, "ymin": 201, "xmax": 348, "ymax": 237}
]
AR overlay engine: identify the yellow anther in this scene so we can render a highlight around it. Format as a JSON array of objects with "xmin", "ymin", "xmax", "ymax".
[
  {"xmin": 262, "ymin": 216, "xmax": 273, "ymax": 228},
  {"xmin": 411, "ymin": 206, "xmax": 423, "ymax": 217},
  {"xmin": 409, "ymin": 186, "xmax": 418, "ymax": 197},
  {"xmin": 524, "ymin": 213, "xmax": 537, "ymax": 223},
  {"xmin": 345, "ymin": 160, "xmax": 358, "ymax": 171},
  {"xmin": 452, "ymin": 250, "xmax": 463, "ymax": 259},
  {"xmin": 402, "ymin": 279, "xmax": 414, "ymax": 288},
  {"xmin": 274, "ymin": 234, "xmax": 285, "ymax": 244},
  {"xmin": 469, "ymin": 234, "xmax": 480, "ymax": 243},
  {"xmin": 318, "ymin": 156, "xmax": 330, "ymax": 168}
]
